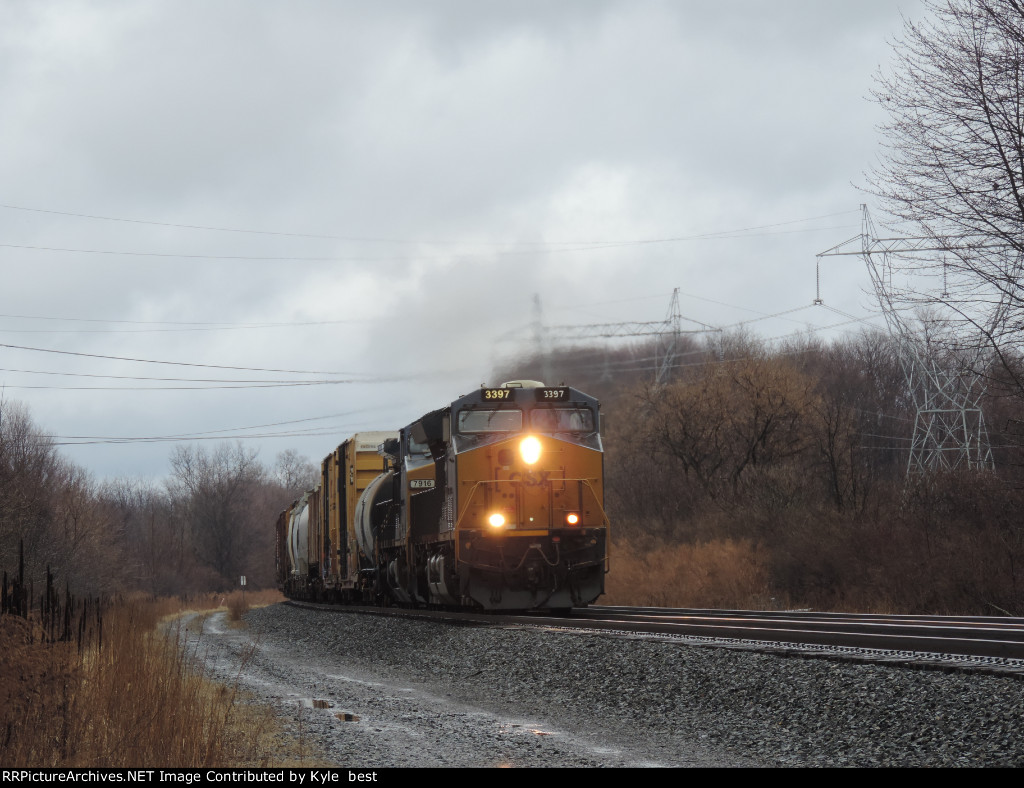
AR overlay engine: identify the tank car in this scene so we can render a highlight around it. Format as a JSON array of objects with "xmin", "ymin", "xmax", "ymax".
[
  {"xmin": 276, "ymin": 381, "xmax": 608, "ymax": 611},
  {"xmin": 275, "ymin": 432, "xmax": 396, "ymax": 601}
]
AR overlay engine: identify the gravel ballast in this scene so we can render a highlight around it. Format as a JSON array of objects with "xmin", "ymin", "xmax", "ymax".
[{"xmin": 186, "ymin": 603, "xmax": 1024, "ymax": 767}]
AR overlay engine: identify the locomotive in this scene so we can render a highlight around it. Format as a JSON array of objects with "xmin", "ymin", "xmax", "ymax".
[{"xmin": 275, "ymin": 381, "xmax": 608, "ymax": 611}]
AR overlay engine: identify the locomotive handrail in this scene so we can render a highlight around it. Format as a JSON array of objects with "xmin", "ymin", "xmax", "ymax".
[
  {"xmin": 580, "ymin": 478, "xmax": 611, "ymax": 572},
  {"xmin": 453, "ymin": 476, "xmax": 610, "ymax": 533},
  {"xmin": 453, "ymin": 476, "xmax": 611, "ymax": 576}
]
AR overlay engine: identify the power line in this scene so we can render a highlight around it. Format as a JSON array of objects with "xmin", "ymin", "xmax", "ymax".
[
  {"xmin": 1, "ymin": 201, "xmax": 860, "ymax": 247},
  {"xmin": 0, "ymin": 317, "xmax": 369, "ymax": 335},
  {"xmin": 0, "ymin": 243, "xmax": 409, "ymax": 262},
  {"xmin": 51, "ymin": 427, "xmax": 364, "ymax": 445},
  {"xmin": 0, "ymin": 382, "xmax": 350, "ymax": 391},
  {"xmin": 0, "ymin": 341, "xmax": 363, "ymax": 376},
  {"xmin": 0, "ymin": 326, "xmax": 359, "ymax": 335},
  {"xmin": 0, "ymin": 222, "xmax": 859, "ymax": 263},
  {"xmin": 0, "ymin": 366, "xmax": 360, "ymax": 384},
  {"xmin": 44, "ymin": 407, "xmax": 396, "ymax": 444},
  {"xmin": 718, "ymin": 303, "xmax": 820, "ymax": 330},
  {"xmin": 0, "ymin": 312, "xmax": 362, "ymax": 327},
  {"xmin": 535, "ymin": 312, "xmax": 886, "ymax": 380}
]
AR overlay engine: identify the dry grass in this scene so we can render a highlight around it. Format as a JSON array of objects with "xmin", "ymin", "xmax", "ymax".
[
  {"xmin": 0, "ymin": 590, "xmax": 297, "ymax": 768},
  {"xmin": 226, "ymin": 591, "xmax": 251, "ymax": 622},
  {"xmin": 603, "ymin": 537, "xmax": 776, "ymax": 609},
  {"xmin": 147, "ymin": 589, "xmax": 283, "ymax": 620}
]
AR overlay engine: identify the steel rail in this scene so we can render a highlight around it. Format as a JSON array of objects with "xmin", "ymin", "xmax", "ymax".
[
  {"xmin": 558, "ymin": 607, "xmax": 1024, "ymax": 661},
  {"xmin": 285, "ymin": 601, "xmax": 1024, "ymax": 664}
]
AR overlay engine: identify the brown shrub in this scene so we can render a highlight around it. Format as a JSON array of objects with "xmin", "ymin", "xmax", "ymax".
[
  {"xmin": 603, "ymin": 537, "xmax": 774, "ymax": 609},
  {"xmin": 226, "ymin": 592, "xmax": 249, "ymax": 622}
]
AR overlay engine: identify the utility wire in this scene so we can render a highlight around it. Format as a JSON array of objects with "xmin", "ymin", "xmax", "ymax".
[
  {"xmin": 0, "ymin": 223, "xmax": 858, "ymax": 262},
  {"xmin": 0, "ymin": 341, "xmax": 363, "ymax": 376},
  {"xmin": 0, "ymin": 367, "xmax": 358, "ymax": 384},
  {"xmin": 0, "ymin": 318, "xmax": 368, "ymax": 335},
  {"xmin": 0, "ymin": 312, "xmax": 362, "ymax": 327},
  {"xmin": 0, "ymin": 382, "xmax": 351, "ymax": 391},
  {"xmin": 719, "ymin": 303, "xmax": 819, "ymax": 330},
  {"xmin": 0, "ymin": 202, "xmax": 860, "ymax": 246},
  {"xmin": 44, "ymin": 407, "xmax": 395, "ymax": 443},
  {"xmin": 51, "ymin": 427, "xmax": 367, "ymax": 445}
]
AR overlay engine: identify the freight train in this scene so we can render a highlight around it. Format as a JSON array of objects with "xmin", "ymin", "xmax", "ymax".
[{"xmin": 275, "ymin": 381, "xmax": 608, "ymax": 611}]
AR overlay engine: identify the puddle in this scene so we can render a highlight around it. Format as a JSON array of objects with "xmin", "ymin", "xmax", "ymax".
[
  {"xmin": 298, "ymin": 698, "xmax": 360, "ymax": 720},
  {"xmin": 324, "ymin": 674, "xmax": 384, "ymax": 688},
  {"xmin": 498, "ymin": 722, "xmax": 556, "ymax": 738}
]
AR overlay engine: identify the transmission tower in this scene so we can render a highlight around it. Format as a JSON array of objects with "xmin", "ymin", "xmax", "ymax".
[
  {"xmin": 817, "ymin": 205, "xmax": 995, "ymax": 475},
  {"xmin": 531, "ymin": 294, "xmax": 554, "ymax": 385},
  {"xmin": 541, "ymin": 288, "xmax": 719, "ymax": 385}
]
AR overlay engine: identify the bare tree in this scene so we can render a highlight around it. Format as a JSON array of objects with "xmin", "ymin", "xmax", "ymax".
[
  {"xmin": 273, "ymin": 449, "xmax": 319, "ymax": 496},
  {"xmin": 167, "ymin": 442, "xmax": 268, "ymax": 587},
  {"xmin": 0, "ymin": 400, "xmax": 60, "ymax": 581},
  {"xmin": 99, "ymin": 477, "xmax": 183, "ymax": 595},
  {"xmin": 0, "ymin": 399, "xmax": 133, "ymax": 595},
  {"xmin": 48, "ymin": 460, "xmax": 128, "ymax": 595},
  {"xmin": 869, "ymin": 0, "xmax": 1024, "ymax": 363},
  {"xmin": 642, "ymin": 352, "xmax": 820, "ymax": 500}
]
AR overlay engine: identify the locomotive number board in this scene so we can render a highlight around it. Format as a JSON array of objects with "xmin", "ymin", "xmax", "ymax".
[
  {"xmin": 534, "ymin": 387, "xmax": 569, "ymax": 401},
  {"xmin": 481, "ymin": 387, "xmax": 570, "ymax": 401}
]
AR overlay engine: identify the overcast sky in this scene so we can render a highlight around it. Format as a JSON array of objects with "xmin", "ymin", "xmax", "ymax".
[{"xmin": 0, "ymin": 0, "xmax": 918, "ymax": 481}]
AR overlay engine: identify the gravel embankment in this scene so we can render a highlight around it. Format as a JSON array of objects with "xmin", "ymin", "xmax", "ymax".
[{"xmin": 185, "ymin": 603, "xmax": 1024, "ymax": 767}]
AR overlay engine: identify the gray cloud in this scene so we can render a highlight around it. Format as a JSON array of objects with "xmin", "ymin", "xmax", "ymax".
[{"xmin": 0, "ymin": 0, "xmax": 917, "ymax": 478}]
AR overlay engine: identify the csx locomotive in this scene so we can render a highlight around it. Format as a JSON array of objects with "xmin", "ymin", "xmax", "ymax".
[{"xmin": 275, "ymin": 381, "xmax": 608, "ymax": 611}]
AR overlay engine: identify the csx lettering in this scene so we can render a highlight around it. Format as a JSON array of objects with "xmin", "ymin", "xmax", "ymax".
[{"xmin": 508, "ymin": 470, "xmax": 550, "ymax": 486}]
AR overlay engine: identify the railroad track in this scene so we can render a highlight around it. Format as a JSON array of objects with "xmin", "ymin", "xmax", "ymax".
[
  {"xmin": 567, "ymin": 605, "xmax": 1024, "ymax": 660},
  {"xmin": 285, "ymin": 601, "xmax": 1024, "ymax": 674}
]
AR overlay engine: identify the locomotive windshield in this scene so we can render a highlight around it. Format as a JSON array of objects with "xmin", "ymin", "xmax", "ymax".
[
  {"xmin": 457, "ymin": 408, "xmax": 523, "ymax": 434},
  {"xmin": 530, "ymin": 406, "xmax": 594, "ymax": 433}
]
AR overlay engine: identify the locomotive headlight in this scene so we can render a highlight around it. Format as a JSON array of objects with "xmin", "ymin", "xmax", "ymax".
[
  {"xmin": 488, "ymin": 513, "xmax": 506, "ymax": 528},
  {"xmin": 520, "ymin": 436, "xmax": 542, "ymax": 465},
  {"xmin": 566, "ymin": 513, "xmax": 579, "ymax": 525}
]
